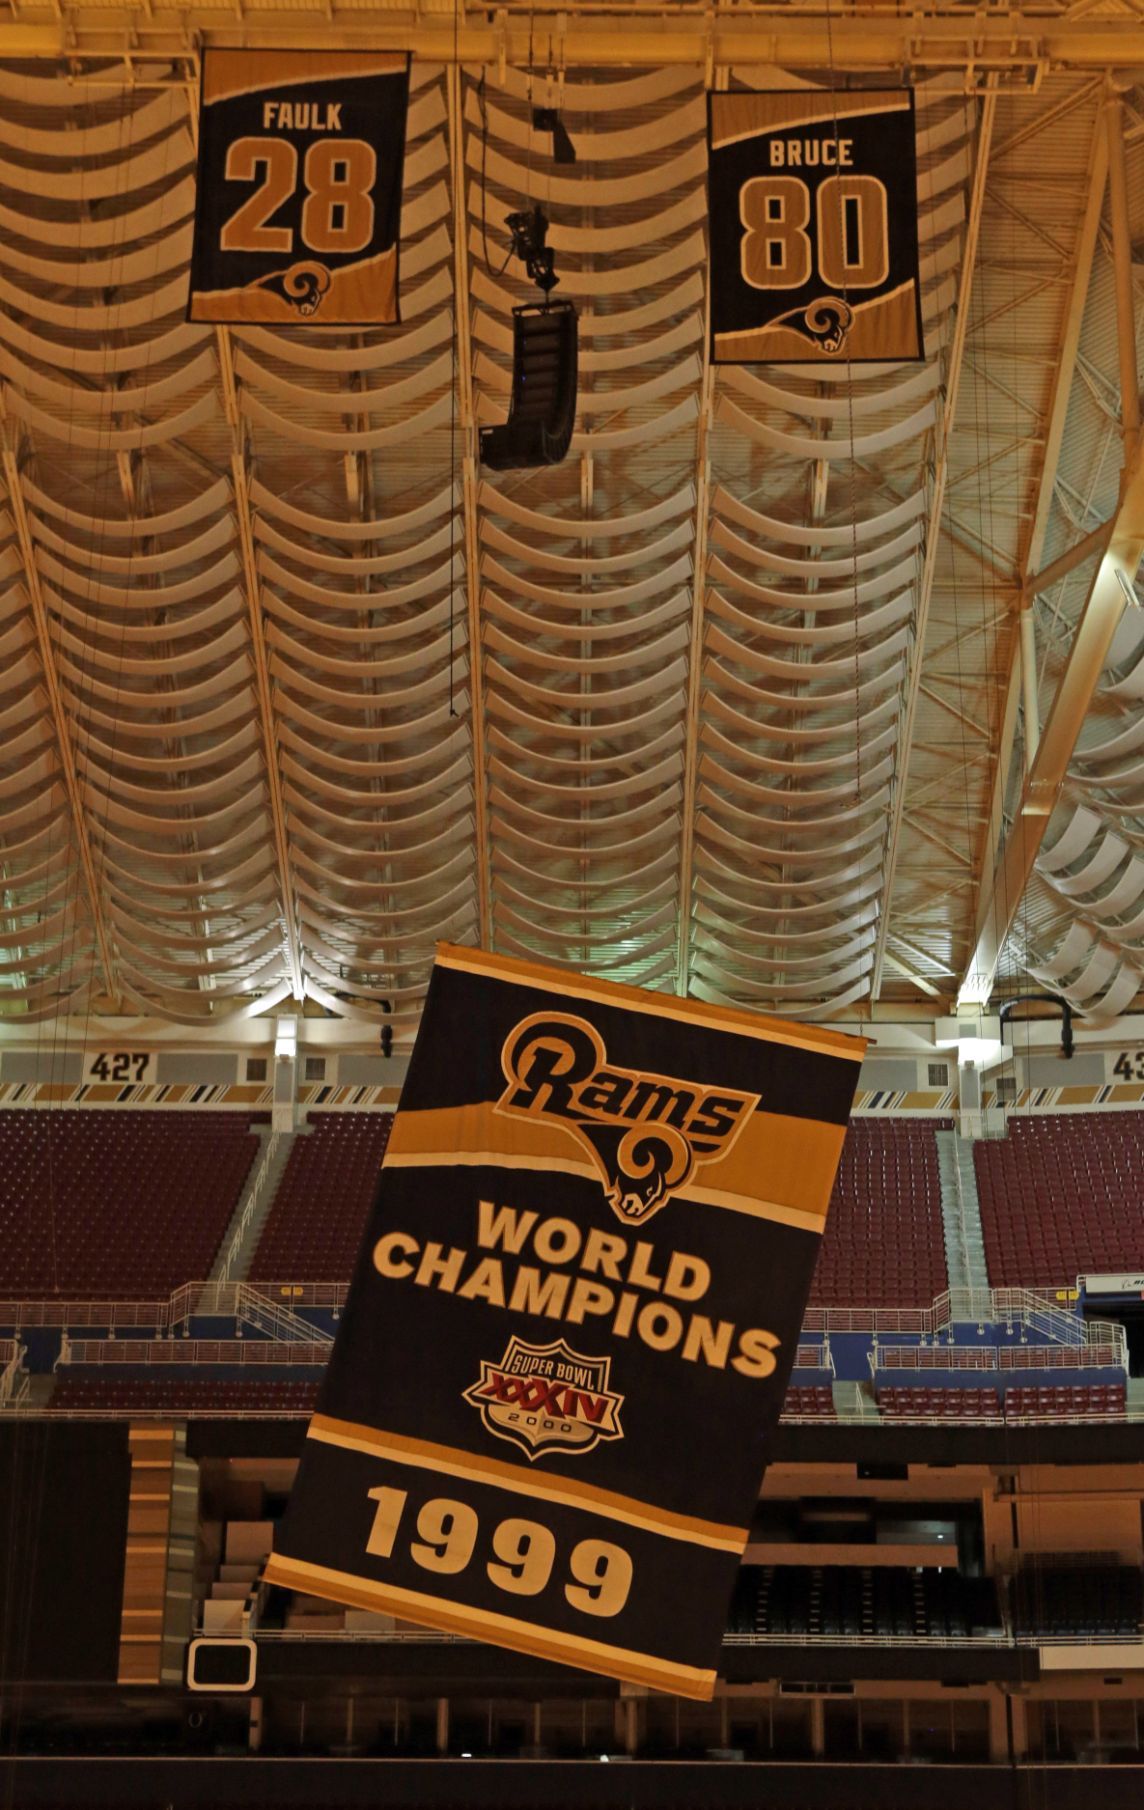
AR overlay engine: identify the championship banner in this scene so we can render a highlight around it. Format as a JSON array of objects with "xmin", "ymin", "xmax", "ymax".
[
  {"xmin": 708, "ymin": 89, "xmax": 923, "ymax": 365},
  {"xmin": 264, "ymin": 947, "xmax": 865, "ymax": 1698},
  {"xmin": 188, "ymin": 49, "xmax": 408, "ymax": 325}
]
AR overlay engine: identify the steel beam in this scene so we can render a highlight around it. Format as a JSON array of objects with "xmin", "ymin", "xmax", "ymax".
[
  {"xmin": 1107, "ymin": 93, "xmax": 1142, "ymax": 477},
  {"xmin": 447, "ymin": 63, "xmax": 492, "ymax": 950},
  {"xmin": 675, "ymin": 56, "xmax": 722, "ymax": 1000},
  {"xmin": 3, "ymin": 11, "xmax": 1144, "ymax": 70},
  {"xmin": 870, "ymin": 81, "xmax": 997, "ymax": 1001},
  {"xmin": 1023, "ymin": 126, "xmax": 1109, "ymax": 580},
  {"xmin": 958, "ymin": 435, "xmax": 1144, "ymax": 1007},
  {"xmin": 1024, "ymin": 520, "xmax": 1111, "ymax": 600}
]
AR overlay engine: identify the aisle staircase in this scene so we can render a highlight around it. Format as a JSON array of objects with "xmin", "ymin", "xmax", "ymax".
[
  {"xmin": 207, "ymin": 1129, "xmax": 296, "ymax": 1285},
  {"xmin": 936, "ymin": 1130, "xmax": 990, "ymax": 1293}
]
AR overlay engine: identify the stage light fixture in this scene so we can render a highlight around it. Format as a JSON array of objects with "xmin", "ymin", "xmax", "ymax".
[{"xmin": 480, "ymin": 204, "xmax": 578, "ymax": 473}]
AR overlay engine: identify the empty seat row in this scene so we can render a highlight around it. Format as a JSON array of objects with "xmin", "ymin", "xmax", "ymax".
[
  {"xmin": 781, "ymin": 1386, "xmax": 835, "ymax": 1420},
  {"xmin": 877, "ymin": 1384, "xmax": 1126, "ymax": 1420},
  {"xmin": 728, "ymin": 1564, "xmax": 1002, "ymax": 1640},
  {"xmin": 878, "ymin": 1387, "xmax": 1003, "ymax": 1419},
  {"xmin": 1011, "ymin": 1565, "xmax": 1144, "ymax": 1638},
  {"xmin": 49, "ymin": 1371, "xmax": 320, "ymax": 1414}
]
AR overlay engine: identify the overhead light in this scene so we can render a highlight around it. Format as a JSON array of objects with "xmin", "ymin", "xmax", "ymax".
[{"xmin": 274, "ymin": 1016, "xmax": 297, "ymax": 1060}]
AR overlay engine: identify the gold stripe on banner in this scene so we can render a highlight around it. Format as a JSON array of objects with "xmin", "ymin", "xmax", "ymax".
[
  {"xmin": 384, "ymin": 1103, "xmax": 843, "ymax": 1233},
  {"xmin": 307, "ymin": 1416, "xmax": 747, "ymax": 1552},
  {"xmin": 261, "ymin": 1553, "xmax": 719, "ymax": 1700},
  {"xmin": 202, "ymin": 48, "xmax": 406, "ymax": 107},
  {"xmin": 435, "ymin": 943, "xmax": 866, "ymax": 1063},
  {"xmin": 714, "ymin": 282, "xmax": 920, "ymax": 366},
  {"xmin": 189, "ymin": 247, "xmax": 397, "ymax": 326},
  {"xmin": 709, "ymin": 89, "xmax": 909, "ymax": 151}
]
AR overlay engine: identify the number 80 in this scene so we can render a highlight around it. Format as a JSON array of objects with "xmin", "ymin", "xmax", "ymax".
[{"xmin": 740, "ymin": 173, "xmax": 889, "ymax": 292}]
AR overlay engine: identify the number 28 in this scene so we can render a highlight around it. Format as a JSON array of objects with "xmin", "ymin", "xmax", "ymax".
[{"xmin": 219, "ymin": 136, "xmax": 377, "ymax": 257}]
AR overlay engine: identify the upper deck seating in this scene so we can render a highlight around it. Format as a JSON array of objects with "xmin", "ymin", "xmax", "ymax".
[
  {"xmin": 811, "ymin": 1119, "xmax": 950, "ymax": 1307},
  {"xmin": 0, "ymin": 1110, "xmax": 260, "ymax": 1298},
  {"xmin": 49, "ymin": 1373, "xmax": 319, "ymax": 1415},
  {"xmin": 976, "ymin": 1112, "xmax": 1144, "ymax": 1287},
  {"xmin": 249, "ymin": 1113, "xmax": 393, "ymax": 1283}
]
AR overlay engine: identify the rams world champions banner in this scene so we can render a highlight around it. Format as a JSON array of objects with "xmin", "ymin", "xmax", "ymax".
[
  {"xmin": 708, "ymin": 89, "xmax": 923, "ymax": 365},
  {"xmin": 188, "ymin": 49, "xmax": 408, "ymax": 324},
  {"xmin": 264, "ymin": 947, "xmax": 865, "ymax": 1697}
]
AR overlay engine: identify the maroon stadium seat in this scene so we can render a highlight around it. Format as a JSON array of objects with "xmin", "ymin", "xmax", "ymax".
[
  {"xmin": 248, "ymin": 1113, "xmax": 393, "ymax": 1284},
  {"xmin": 811, "ymin": 1119, "xmax": 950, "ymax": 1307},
  {"xmin": 0, "ymin": 1111, "xmax": 260, "ymax": 1298},
  {"xmin": 975, "ymin": 1112, "xmax": 1144, "ymax": 1287}
]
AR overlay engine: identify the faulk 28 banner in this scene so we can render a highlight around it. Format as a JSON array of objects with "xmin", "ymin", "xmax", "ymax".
[
  {"xmin": 264, "ymin": 947, "xmax": 865, "ymax": 1697},
  {"xmin": 708, "ymin": 89, "xmax": 923, "ymax": 365},
  {"xmin": 188, "ymin": 49, "xmax": 408, "ymax": 324}
]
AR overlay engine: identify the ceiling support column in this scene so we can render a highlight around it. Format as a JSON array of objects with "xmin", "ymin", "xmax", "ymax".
[
  {"xmin": 870, "ymin": 80, "xmax": 997, "ymax": 1001},
  {"xmin": 958, "ymin": 439, "xmax": 1144, "ymax": 1007},
  {"xmin": 1019, "ymin": 605, "xmax": 1040, "ymax": 770},
  {"xmin": 447, "ymin": 61, "xmax": 492, "ymax": 950},
  {"xmin": 1105, "ymin": 88, "xmax": 1141, "ymax": 472}
]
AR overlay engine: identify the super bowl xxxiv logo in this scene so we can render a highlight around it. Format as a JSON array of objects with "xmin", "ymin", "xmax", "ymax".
[
  {"xmin": 496, "ymin": 1013, "xmax": 758, "ymax": 1226},
  {"xmin": 463, "ymin": 1337, "xmax": 624, "ymax": 1461}
]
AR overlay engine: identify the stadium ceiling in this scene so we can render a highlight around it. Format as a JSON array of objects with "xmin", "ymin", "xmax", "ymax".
[{"xmin": 1, "ymin": 4, "xmax": 1144, "ymax": 1045}]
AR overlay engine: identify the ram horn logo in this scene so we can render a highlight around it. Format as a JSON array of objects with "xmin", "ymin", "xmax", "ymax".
[
  {"xmin": 496, "ymin": 1012, "xmax": 759, "ymax": 1226},
  {"xmin": 464, "ymin": 1337, "xmax": 624, "ymax": 1460},
  {"xmin": 774, "ymin": 294, "xmax": 854, "ymax": 355},
  {"xmin": 252, "ymin": 259, "xmax": 332, "ymax": 317}
]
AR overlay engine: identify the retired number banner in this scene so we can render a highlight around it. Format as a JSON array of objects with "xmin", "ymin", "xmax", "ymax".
[
  {"xmin": 188, "ymin": 49, "xmax": 408, "ymax": 325},
  {"xmin": 265, "ymin": 947, "xmax": 865, "ymax": 1698},
  {"xmin": 708, "ymin": 89, "xmax": 923, "ymax": 365}
]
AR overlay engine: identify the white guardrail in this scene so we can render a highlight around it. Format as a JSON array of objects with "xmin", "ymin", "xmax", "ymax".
[
  {"xmin": 0, "ymin": 1338, "xmax": 27, "ymax": 1405},
  {"xmin": 873, "ymin": 1342, "xmax": 1125, "ymax": 1373},
  {"xmin": 216, "ymin": 1132, "xmax": 279, "ymax": 1285},
  {"xmin": 0, "ymin": 1283, "xmax": 1118, "ymax": 1347}
]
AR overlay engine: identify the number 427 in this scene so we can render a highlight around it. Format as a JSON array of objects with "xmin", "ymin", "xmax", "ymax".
[{"xmin": 365, "ymin": 1486, "xmax": 633, "ymax": 1619}]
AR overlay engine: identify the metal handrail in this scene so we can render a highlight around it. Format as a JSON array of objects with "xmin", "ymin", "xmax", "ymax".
[
  {"xmin": 874, "ymin": 1342, "xmax": 1125, "ymax": 1373},
  {"xmin": 216, "ymin": 1131, "xmax": 280, "ymax": 1286},
  {"xmin": 873, "ymin": 1344, "xmax": 1001, "ymax": 1372}
]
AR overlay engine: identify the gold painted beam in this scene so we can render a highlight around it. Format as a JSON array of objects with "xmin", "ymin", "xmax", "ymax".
[
  {"xmin": 3, "ymin": 12, "xmax": 1144, "ymax": 70},
  {"xmin": 958, "ymin": 439, "xmax": 1144, "ymax": 1007}
]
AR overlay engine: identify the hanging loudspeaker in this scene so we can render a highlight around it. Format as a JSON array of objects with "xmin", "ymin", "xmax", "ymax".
[{"xmin": 479, "ymin": 300, "xmax": 578, "ymax": 472}]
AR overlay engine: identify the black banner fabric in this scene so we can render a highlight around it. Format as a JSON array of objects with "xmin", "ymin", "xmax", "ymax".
[
  {"xmin": 708, "ymin": 89, "xmax": 923, "ymax": 365},
  {"xmin": 264, "ymin": 946, "xmax": 865, "ymax": 1697},
  {"xmin": 188, "ymin": 48, "xmax": 408, "ymax": 325}
]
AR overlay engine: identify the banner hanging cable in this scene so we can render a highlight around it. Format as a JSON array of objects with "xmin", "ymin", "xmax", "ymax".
[{"xmin": 265, "ymin": 945, "xmax": 865, "ymax": 1697}]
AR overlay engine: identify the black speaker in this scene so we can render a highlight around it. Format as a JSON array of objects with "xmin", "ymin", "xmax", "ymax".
[{"xmin": 480, "ymin": 300, "xmax": 578, "ymax": 471}]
